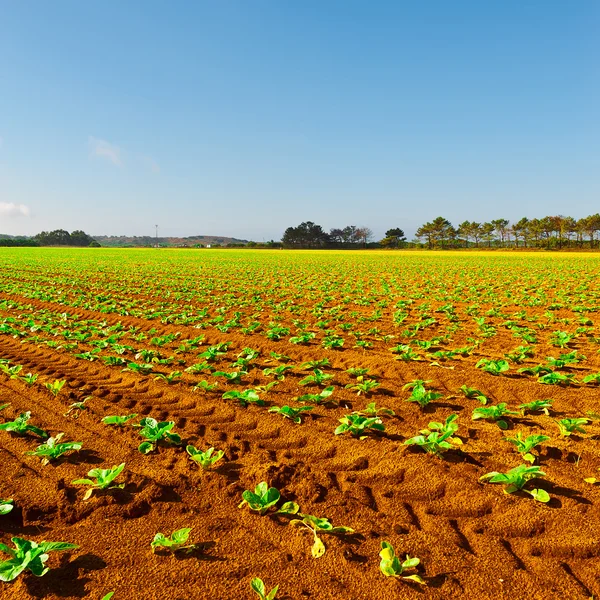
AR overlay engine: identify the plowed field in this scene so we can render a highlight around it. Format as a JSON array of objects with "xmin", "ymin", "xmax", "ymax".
[{"xmin": 0, "ymin": 248, "xmax": 599, "ymax": 599}]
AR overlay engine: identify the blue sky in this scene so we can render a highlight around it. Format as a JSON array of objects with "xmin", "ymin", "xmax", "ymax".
[{"xmin": 1, "ymin": 1, "xmax": 598, "ymax": 241}]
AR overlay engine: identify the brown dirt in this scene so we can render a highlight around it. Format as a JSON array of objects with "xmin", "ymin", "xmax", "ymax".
[{"xmin": 1, "ymin": 258, "xmax": 600, "ymax": 599}]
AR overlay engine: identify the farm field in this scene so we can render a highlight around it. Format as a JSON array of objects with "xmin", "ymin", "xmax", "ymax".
[{"xmin": 0, "ymin": 247, "xmax": 599, "ymax": 599}]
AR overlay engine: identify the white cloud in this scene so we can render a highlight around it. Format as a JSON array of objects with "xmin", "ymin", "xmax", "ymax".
[
  {"xmin": 0, "ymin": 202, "xmax": 31, "ymax": 217},
  {"xmin": 88, "ymin": 136, "xmax": 122, "ymax": 167}
]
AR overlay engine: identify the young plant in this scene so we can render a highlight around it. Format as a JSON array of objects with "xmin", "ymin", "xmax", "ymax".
[
  {"xmin": 504, "ymin": 432, "xmax": 549, "ymax": 464},
  {"xmin": 44, "ymin": 379, "xmax": 66, "ymax": 397},
  {"xmin": 296, "ymin": 386, "xmax": 336, "ymax": 405},
  {"xmin": 0, "ymin": 412, "xmax": 48, "ymax": 438},
  {"xmin": 538, "ymin": 372, "xmax": 575, "ymax": 386},
  {"xmin": 0, "ymin": 537, "xmax": 79, "ymax": 582},
  {"xmin": 475, "ymin": 359, "xmax": 510, "ymax": 376},
  {"xmin": 186, "ymin": 445, "xmax": 224, "ymax": 470},
  {"xmin": 404, "ymin": 414, "xmax": 461, "ymax": 456},
  {"xmin": 334, "ymin": 414, "xmax": 385, "ymax": 438},
  {"xmin": 519, "ymin": 399, "xmax": 553, "ymax": 416},
  {"xmin": 459, "ymin": 385, "xmax": 488, "ymax": 405},
  {"xmin": 63, "ymin": 397, "xmax": 89, "ymax": 418},
  {"xmin": 582, "ymin": 372, "xmax": 600, "ymax": 384},
  {"xmin": 300, "ymin": 359, "xmax": 331, "ymax": 370},
  {"xmin": 151, "ymin": 528, "xmax": 199, "ymax": 554},
  {"xmin": 352, "ymin": 402, "xmax": 395, "ymax": 417},
  {"xmin": 262, "ymin": 365, "xmax": 292, "ymax": 380},
  {"xmin": 251, "ymin": 577, "xmax": 279, "ymax": 600},
  {"xmin": 480, "ymin": 464, "xmax": 550, "ymax": 502},
  {"xmin": 154, "ymin": 371, "xmax": 183, "ymax": 384},
  {"xmin": 290, "ymin": 514, "xmax": 354, "ymax": 558},
  {"xmin": 26, "ymin": 433, "xmax": 82, "ymax": 465},
  {"xmin": 192, "ymin": 380, "xmax": 219, "ymax": 392},
  {"xmin": 0, "ymin": 499, "xmax": 14, "ymax": 515},
  {"xmin": 299, "ymin": 369, "xmax": 333, "ymax": 387},
  {"xmin": 222, "ymin": 389, "xmax": 264, "ymax": 407},
  {"xmin": 405, "ymin": 383, "xmax": 443, "ymax": 408},
  {"xmin": 19, "ymin": 373, "xmax": 38, "ymax": 386},
  {"xmin": 344, "ymin": 379, "xmax": 380, "ymax": 396},
  {"xmin": 101, "ymin": 413, "xmax": 138, "ymax": 426},
  {"xmin": 135, "ymin": 418, "xmax": 182, "ymax": 453},
  {"xmin": 213, "ymin": 370, "xmax": 246, "ymax": 385},
  {"xmin": 72, "ymin": 463, "xmax": 126, "ymax": 500},
  {"xmin": 239, "ymin": 482, "xmax": 280, "ymax": 515},
  {"xmin": 472, "ymin": 403, "xmax": 520, "ymax": 430},
  {"xmin": 379, "ymin": 541, "xmax": 425, "ymax": 584},
  {"xmin": 556, "ymin": 418, "xmax": 589, "ymax": 437},
  {"xmin": 268, "ymin": 405, "xmax": 314, "ymax": 424}
]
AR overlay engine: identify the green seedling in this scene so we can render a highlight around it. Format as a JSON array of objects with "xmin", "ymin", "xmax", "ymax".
[
  {"xmin": 402, "ymin": 379, "xmax": 432, "ymax": 391},
  {"xmin": 64, "ymin": 397, "xmax": 90, "ymax": 418},
  {"xmin": 459, "ymin": 385, "xmax": 488, "ymax": 405},
  {"xmin": 405, "ymin": 384, "xmax": 443, "ymax": 408},
  {"xmin": 123, "ymin": 362, "xmax": 154, "ymax": 375},
  {"xmin": 19, "ymin": 373, "xmax": 38, "ymax": 386},
  {"xmin": 44, "ymin": 379, "xmax": 66, "ymax": 397},
  {"xmin": 290, "ymin": 332, "xmax": 316, "ymax": 345},
  {"xmin": 582, "ymin": 372, "xmax": 600, "ymax": 384},
  {"xmin": 480, "ymin": 464, "xmax": 549, "ymax": 502},
  {"xmin": 404, "ymin": 414, "xmax": 461, "ymax": 456},
  {"xmin": 268, "ymin": 405, "xmax": 314, "ymax": 424},
  {"xmin": 550, "ymin": 330, "xmax": 573, "ymax": 348},
  {"xmin": 299, "ymin": 369, "xmax": 333, "ymax": 387},
  {"xmin": 151, "ymin": 528, "xmax": 199, "ymax": 554},
  {"xmin": 239, "ymin": 482, "xmax": 280, "ymax": 515},
  {"xmin": 268, "ymin": 351, "xmax": 291, "ymax": 362},
  {"xmin": 0, "ymin": 499, "xmax": 14, "ymax": 515},
  {"xmin": 504, "ymin": 346, "xmax": 534, "ymax": 364},
  {"xmin": 198, "ymin": 345, "xmax": 228, "ymax": 361},
  {"xmin": 519, "ymin": 365, "xmax": 553, "ymax": 376},
  {"xmin": 192, "ymin": 380, "xmax": 219, "ymax": 392},
  {"xmin": 222, "ymin": 389, "xmax": 264, "ymax": 407},
  {"xmin": 556, "ymin": 418, "xmax": 589, "ymax": 437},
  {"xmin": 135, "ymin": 418, "xmax": 181, "ymax": 453},
  {"xmin": 154, "ymin": 371, "xmax": 183, "ymax": 384},
  {"xmin": 344, "ymin": 379, "xmax": 380, "ymax": 396},
  {"xmin": 334, "ymin": 414, "xmax": 385, "ymax": 438},
  {"xmin": 186, "ymin": 445, "xmax": 224, "ymax": 469},
  {"xmin": 213, "ymin": 370, "xmax": 246, "ymax": 385},
  {"xmin": 0, "ymin": 537, "xmax": 79, "ymax": 582},
  {"xmin": 504, "ymin": 432, "xmax": 549, "ymax": 464},
  {"xmin": 263, "ymin": 365, "xmax": 292, "ymax": 380},
  {"xmin": 519, "ymin": 399, "xmax": 553, "ymax": 416},
  {"xmin": 475, "ymin": 359, "xmax": 510, "ymax": 375},
  {"xmin": 101, "ymin": 413, "xmax": 138, "ymax": 426},
  {"xmin": 185, "ymin": 362, "xmax": 214, "ymax": 374},
  {"xmin": 290, "ymin": 514, "xmax": 354, "ymax": 558},
  {"xmin": 472, "ymin": 403, "xmax": 520, "ymax": 430},
  {"xmin": 101, "ymin": 592, "xmax": 115, "ymax": 600},
  {"xmin": 538, "ymin": 372, "xmax": 575, "ymax": 386},
  {"xmin": 26, "ymin": 433, "xmax": 82, "ymax": 465},
  {"xmin": 102, "ymin": 356, "xmax": 127, "ymax": 367},
  {"xmin": 352, "ymin": 402, "xmax": 394, "ymax": 417},
  {"xmin": 0, "ymin": 412, "xmax": 48, "ymax": 438},
  {"xmin": 251, "ymin": 577, "xmax": 279, "ymax": 600},
  {"xmin": 346, "ymin": 367, "xmax": 372, "ymax": 378},
  {"xmin": 72, "ymin": 463, "xmax": 126, "ymax": 500},
  {"xmin": 254, "ymin": 381, "xmax": 279, "ymax": 393},
  {"xmin": 300, "ymin": 359, "xmax": 331, "ymax": 370},
  {"xmin": 379, "ymin": 541, "xmax": 425, "ymax": 584}
]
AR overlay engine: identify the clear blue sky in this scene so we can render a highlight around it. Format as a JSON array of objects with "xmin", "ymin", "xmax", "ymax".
[{"xmin": 1, "ymin": 1, "xmax": 598, "ymax": 241}]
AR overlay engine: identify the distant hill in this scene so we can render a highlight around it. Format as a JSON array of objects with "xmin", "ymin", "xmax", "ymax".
[{"xmin": 93, "ymin": 235, "xmax": 250, "ymax": 247}]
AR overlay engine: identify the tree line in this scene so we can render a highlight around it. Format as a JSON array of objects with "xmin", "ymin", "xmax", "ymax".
[
  {"xmin": 0, "ymin": 230, "xmax": 99, "ymax": 247},
  {"xmin": 281, "ymin": 215, "xmax": 600, "ymax": 250},
  {"xmin": 282, "ymin": 222, "xmax": 405, "ymax": 248},
  {"xmin": 416, "ymin": 214, "xmax": 600, "ymax": 249}
]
